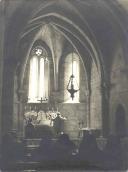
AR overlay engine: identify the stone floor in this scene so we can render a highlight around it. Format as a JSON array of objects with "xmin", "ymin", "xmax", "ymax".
[{"xmin": 1, "ymin": 137, "xmax": 128, "ymax": 171}]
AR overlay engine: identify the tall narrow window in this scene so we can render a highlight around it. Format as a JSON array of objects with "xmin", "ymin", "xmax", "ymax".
[
  {"xmin": 64, "ymin": 53, "xmax": 80, "ymax": 103},
  {"xmin": 28, "ymin": 46, "xmax": 49, "ymax": 103}
]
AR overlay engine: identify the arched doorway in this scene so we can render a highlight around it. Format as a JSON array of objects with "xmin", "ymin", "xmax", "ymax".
[{"xmin": 115, "ymin": 104, "xmax": 126, "ymax": 137}]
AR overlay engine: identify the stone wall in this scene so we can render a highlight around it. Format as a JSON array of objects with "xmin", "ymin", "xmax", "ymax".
[
  {"xmin": 58, "ymin": 103, "xmax": 87, "ymax": 139},
  {"xmin": 90, "ymin": 61, "xmax": 102, "ymax": 129},
  {"xmin": 109, "ymin": 45, "xmax": 128, "ymax": 135}
]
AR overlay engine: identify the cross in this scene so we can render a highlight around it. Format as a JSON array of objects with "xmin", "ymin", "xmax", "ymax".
[{"xmin": 38, "ymin": 97, "xmax": 44, "ymax": 104}]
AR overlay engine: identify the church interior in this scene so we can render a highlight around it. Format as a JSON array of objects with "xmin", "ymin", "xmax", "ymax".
[{"xmin": 0, "ymin": 0, "xmax": 128, "ymax": 171}]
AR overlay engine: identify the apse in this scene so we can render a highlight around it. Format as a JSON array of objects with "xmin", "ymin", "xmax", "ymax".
[{"xmin": 13, "ymin": 24, "xmax": 89, "ymax": 139}]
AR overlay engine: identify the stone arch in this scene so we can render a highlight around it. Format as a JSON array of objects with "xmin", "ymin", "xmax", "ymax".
[
  {"xmin": 11, "ymin": 38, "xmax": 54, "ymax": 135},
  {"xmin": 21, "ymin": 39, "xmax": 54, "ymax": 99},
  {"xmin": 2, "ymin": 0, "xmax": 107, "ymax": 135},
  {"xmin": 19, "ymin": 15, "xmax": 104, "ymax": 136}
]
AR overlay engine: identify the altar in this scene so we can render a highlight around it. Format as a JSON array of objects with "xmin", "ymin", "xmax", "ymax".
[{"xmin": 24, "ymin": 109, "xmax": 67, "ymax": 138}]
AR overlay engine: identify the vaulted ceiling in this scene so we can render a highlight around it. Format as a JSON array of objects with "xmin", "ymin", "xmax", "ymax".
[{"xmin": 3, "ymin": 0, "xmax": 128, "ymax": 88}]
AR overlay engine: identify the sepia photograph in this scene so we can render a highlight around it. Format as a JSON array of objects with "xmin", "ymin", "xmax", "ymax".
[{"xmin": 0, "ymin": 0, "xmax": 128, "ymax": 171}]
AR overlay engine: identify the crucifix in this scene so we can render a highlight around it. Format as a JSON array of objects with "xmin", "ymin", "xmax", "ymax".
[
  {"xmin": 38, "ymin": 97, "xmax": 44, "ymax": 104},
  {"xmin": 37, "ymin": 97, "xmax": 45, "ymax": 111}
]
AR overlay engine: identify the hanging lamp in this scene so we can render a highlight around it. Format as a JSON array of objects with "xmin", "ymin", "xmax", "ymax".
[{"xmin": 67, "ymin": 45, "xmax": 79, "ymax": 100}]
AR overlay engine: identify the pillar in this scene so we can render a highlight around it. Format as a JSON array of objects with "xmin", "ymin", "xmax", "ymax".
[
  {"xmin": 17, "ymin": 89, "xmax": 26, "ymax": 138},
  {"xmin": 101, "ymin": 82, "xmax": 109, "ymax": 137},
  {"xmin": 0, "ymin": 0, "xmax": 5, "ymax": 146}
]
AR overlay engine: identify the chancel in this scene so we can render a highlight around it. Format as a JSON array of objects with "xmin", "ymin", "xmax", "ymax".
[{"xmin": 1, "ymin": 0, "xmax": 128, "ymax": 171}]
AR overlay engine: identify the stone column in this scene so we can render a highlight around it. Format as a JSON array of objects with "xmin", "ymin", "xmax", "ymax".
[
  {"xmin": 101, "ymin": 83, "xmax": 109, "ymax": 137},
  {"xmin": 12, "ymin": 74, "xmax": 19, "ymax": 132},
  {"xmin": 2, "ymin": 63, "xmax": 14, "ymax": 135},
  {"xmin": 0, "ymin": 1, "xmax": 5, "ymax": 158},
  {"xmin": 86, "ymin": 90, "xmax": 90, "ymax": 128},
  {"xmin": 0, "ymin": 0, "xmax": 5, "ymax": 147},
  {"xmin": 17, "ymin": 89, "xmax": 26, "ymax": 138}
]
